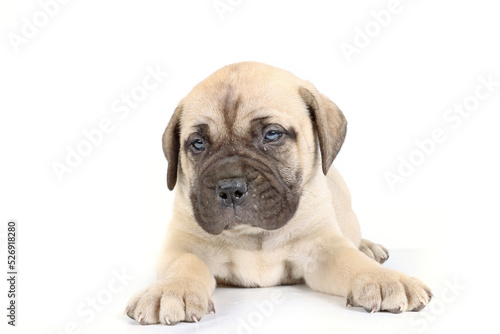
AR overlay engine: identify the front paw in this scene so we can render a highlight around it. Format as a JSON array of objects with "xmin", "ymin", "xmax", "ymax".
[
  {"xmin": 347, "ymin": 269, "xmax": 432, "ymax": 313},
  {"xmin": 359, "ymin": 239, "xmax": 389, "ymax": 264},
  {"xmin": 125, "ymin": 279, "xmax": 215, "ymax": 325}
]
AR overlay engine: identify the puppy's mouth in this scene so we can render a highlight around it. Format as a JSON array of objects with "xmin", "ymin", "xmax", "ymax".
[
  {"xmin": 221, "ymin": 205, "xmax": 261, "ymax": 230},
  {"xmin": 222, "ymin": 213, "xmax": 247, "ymax": 231}
]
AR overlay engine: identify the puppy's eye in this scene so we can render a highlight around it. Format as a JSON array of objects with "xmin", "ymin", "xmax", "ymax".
[
  {"xmin": 191, "ymin": 139, "xmax": 205, "ymax": 151},
  {"xmin": 263, "ymin": 130, "xmax": 282, "ymax": 143}
]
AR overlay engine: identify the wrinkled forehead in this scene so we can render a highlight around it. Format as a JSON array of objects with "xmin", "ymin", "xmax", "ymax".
[{"xmin": 179, "ymin": 81, "xmax": 308, "ymax": 141}]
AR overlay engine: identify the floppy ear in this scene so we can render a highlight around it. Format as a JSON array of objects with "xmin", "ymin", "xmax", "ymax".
[
  {"xmin": 162, "ymin": 105, "xmax": 182, "ymax": 190},
  {"xmin": 299, "ymin": 87, "xmax": 347, "ymax": 175}
]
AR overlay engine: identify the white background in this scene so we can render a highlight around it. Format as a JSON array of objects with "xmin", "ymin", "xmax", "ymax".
[{"xmin": 1, "ymin": 0, "xmax": 499, "ymax": 333}]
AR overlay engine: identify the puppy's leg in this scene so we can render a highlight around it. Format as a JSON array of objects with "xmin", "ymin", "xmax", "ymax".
[
  {"xmin": 303, "ymin": 235, "xmax": 432, "ymax": 313},
  {"xmin": 359, "ymin": 238, "xmax": 389, "ymax": 264},
  {"xmin": 125, "ymin": 252, "xmax": 215, "ymax": 325}
]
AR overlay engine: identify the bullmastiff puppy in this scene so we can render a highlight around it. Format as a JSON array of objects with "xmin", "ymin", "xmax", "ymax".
[{"xmin": 125, "ymin": 61, "xmax": 432, "ymax": 325}]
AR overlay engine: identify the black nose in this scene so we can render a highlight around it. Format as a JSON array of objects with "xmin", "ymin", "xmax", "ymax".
[{"xmin": 216, "ymin": 178, "xmax": 248, "ymax": 207}]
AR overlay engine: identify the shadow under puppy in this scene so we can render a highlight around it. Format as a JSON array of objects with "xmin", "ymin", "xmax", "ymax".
[{"xmin": 125, "ymin": 61, "xmax": 432, "ymax": 325}]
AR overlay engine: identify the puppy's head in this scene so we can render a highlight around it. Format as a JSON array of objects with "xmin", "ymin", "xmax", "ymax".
[{"xmin": 163, "ymin": 62, "xmax": 346, "ymax": 235}]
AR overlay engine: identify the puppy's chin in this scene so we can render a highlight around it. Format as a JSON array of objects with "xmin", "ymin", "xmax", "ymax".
[
  {"xmin": 193, "ymin": 204, "xmax": 293, "ymax": 236},
  {"xmin": 223, "ymin": 221, "xmax": 267, "ymax": 236}
]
